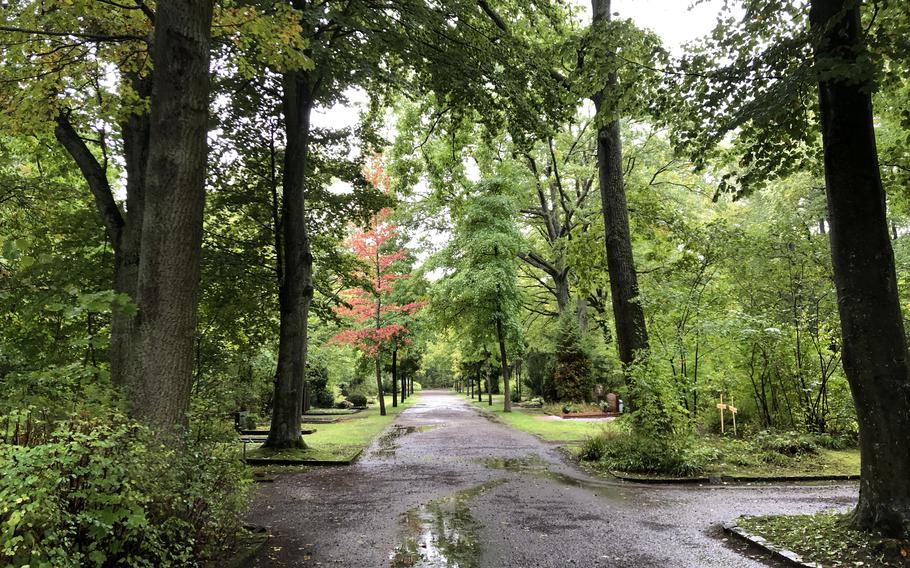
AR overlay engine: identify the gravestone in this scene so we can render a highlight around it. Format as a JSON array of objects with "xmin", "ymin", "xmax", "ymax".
[
  {"xmin": 594, "ymin": 383, "xmax": 606, "ymax": 402},
  {"xmin": 605, "ymin": 393, "xmax": 619, "ymax": 413}
]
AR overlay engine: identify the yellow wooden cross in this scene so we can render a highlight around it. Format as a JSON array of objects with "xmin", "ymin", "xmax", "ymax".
[
  {"xmin": 729, "ymin": 398, "xmax": 738, "ymax": 436},
  {"xmin": 717, "ymin": 394, "xmax": 727, "ymax": 435}
]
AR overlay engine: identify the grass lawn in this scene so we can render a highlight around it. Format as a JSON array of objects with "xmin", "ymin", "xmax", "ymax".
[
  {"xmin": 245, "ymin": 393, "xmax": 419, "ymax": 464},
  {"xmin": 462, "ymin": 392, "xmax": 618, "ymax": 444}
]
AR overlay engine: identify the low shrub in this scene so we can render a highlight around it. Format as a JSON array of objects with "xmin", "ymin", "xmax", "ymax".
[
  {"xmin": 524, "ymin": 397, "xmax": 544, "ymax": 408},
  {"xmin": 813, "ymin": 432, "xmax": 854, "ymax": 451},
  {"xmin": 509, "ymin": 389, "xmax": 522, "ymax": 403},
  {"xmin": 755, "ymin": 430, "xmax": 820, "ymax": 456},
  {"xmin": 578, "ymin": 432, "xmax": 616, "ymax": 461},
  {"xmin": 579, "ymin": 431, "xmax": 718, "ymax": 477},
  {"xmin": 0, "ymin": 414, "xmax": 249, "ymax": 568},
  {"xmin": 346, "ymin": 394, "xmax": 368, "ymax": 408},
  {"xmin": 335, "ymin": 400, "xmax": 354, "ymax": 409}
]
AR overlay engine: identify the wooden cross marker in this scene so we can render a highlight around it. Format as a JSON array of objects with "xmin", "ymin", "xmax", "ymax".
[
  {"xmin": 717, "ymin": 394, "xmax": 727, "ymax": 435},
  {"xmin": 729, "ymin": 398, "xmax": 738, "ymax": 436}
]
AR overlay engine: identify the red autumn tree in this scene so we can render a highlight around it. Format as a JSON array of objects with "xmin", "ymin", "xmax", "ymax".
[{"xmin": 331, "ymin": 158, "xmax": 422, "ymax": 415}]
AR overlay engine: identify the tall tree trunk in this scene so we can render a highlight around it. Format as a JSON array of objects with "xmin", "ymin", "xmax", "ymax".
[
  {"xmin": 392, "ymin": 347, "xmax": 398, "ymax": 407},
  {"xmin": 127, "ymin": 0, "xmax": 213, "ymax": 429},
  {"xmin": 486, "ymin": 368, "xmax": 492, "ymax": 406},
  {"xmin": 591, "ymin": 0, "xmax": 649, "ymax": 377},
  {"xmin": 496, "ymin": 317, "xmax": 512, "ymax": 412},
  {"xmin": 111, "ymin": 82, "xmax": 148, "ymax": 392},
  {"xmin": 400, "ymin": 350, "xmax": 407, "ymax": 401},
  {"xmin": 265, "ymin": 70, "xmax": 316, "ymax": 449},
  {"xmin": 53, "ymin": 72, "xmax": 150, "ymax": 396},
  {"xmin": 554, "ymin": 271, "xmax": 570, "ymax": 314},
  {"xmin": 811, "ymin": 0, "xmax": 910, "ymax": 537},
  {"xmin": 376, "ymin": 355, "xmax": 386, "ymax": 416},
  {"xmin": 576, "ymin": 297, "xmax": 589, "ymax": 335}
]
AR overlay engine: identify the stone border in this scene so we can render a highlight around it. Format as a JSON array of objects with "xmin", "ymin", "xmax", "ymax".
[
  {"xmin": 723, "ymin": 519, "xmax": 822, "ymax": 567},
  {"xmin": 609, "ymin": 471, "xmax": 859, "ymax": 485},
  {"xmin": 608, "ymin": 471, "xmax": 709, "ymax": 484},
  {"xmin": 244, "ymin": 448, "xmax": 363, "ymax": 467}
]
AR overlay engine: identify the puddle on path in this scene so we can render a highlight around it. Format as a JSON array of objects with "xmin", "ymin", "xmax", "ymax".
[
  {"xmin": 479, "ymin": 454, "xmax": 549, "ymax": 473},
  {"xmin": 374, "ymin": 425, "xmax": 439, "ymax": 458},
  {"xmin": 390, "ymin": 479, "xmax": 508, "ymax": 567},
  {"xmin": 480, "ymin": 453, "xmax": 644, "ymax": 504}
]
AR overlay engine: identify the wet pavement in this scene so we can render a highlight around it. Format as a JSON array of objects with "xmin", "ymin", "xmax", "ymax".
[{"xmin": 247, "ymin": 390, "xmax": 857, "ymax": 567}]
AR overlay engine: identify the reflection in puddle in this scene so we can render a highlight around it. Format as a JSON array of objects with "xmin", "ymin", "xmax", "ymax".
[{"xmin": 390, "ymin": 480, "xmax": 507, "ymax": 567}]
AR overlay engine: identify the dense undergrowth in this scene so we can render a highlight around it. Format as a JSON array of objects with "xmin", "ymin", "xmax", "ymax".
[{"xmin": 0, "ymin": 412, "xmax": 249, "ymax": 568}]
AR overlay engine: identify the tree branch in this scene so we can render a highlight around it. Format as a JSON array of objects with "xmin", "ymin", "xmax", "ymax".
[{"xmin": 54, "ymin": 113, "xmax": 125, "ymax": 250}]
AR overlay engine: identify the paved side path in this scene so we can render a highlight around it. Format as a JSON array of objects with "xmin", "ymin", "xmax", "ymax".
[{"xmin": 247, "ymin": 390, "xmax": 857, "ymax": 567}]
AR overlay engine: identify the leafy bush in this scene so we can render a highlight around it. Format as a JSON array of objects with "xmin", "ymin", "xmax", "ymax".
[
  {"xmin": 306, "ymin": 363, "xmax": 335, "ymax": 408},
  {"xmin": 523, "ymin": 351, "xmax": 555, "ymax": 400},
  {"xmin": 551, "ymin": 315, "xmax": 593, "ymax": 402},
  {"xmin": 626, "ymin": 357, "xmax": 691, "ymax": 439},
  {"xmin": 346, "ymin": 394, "xmax": 368, "ymax": 408},
  {"xmin": 579, "ymin": 431, "xmax": 718, "ymax": 477},
  {"xmin": 509, "ymin": 389, "xmax": 521, "ymax": 403},
  {"xmin": 755, "ymin": 430, "xmax": 820, "ymax": 456},
  {"xmin": 0, "ymin": 414, "xmax": 249, "ymax": 567},
  {"xmin": 578, "ymin": 432, "xmax": 615, "ymax": 461}
]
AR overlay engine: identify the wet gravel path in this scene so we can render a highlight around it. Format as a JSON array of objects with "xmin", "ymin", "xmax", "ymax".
[{"xmin": 247, "ymin": 390, "xmax": 857, "ymax": 567}]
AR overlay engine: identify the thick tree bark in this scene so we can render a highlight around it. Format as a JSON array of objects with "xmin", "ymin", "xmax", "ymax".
[
  {"xmin": 811, "ymin": 0, "xmax": 910, "ymax": 537},
  {"xmin": 112, "ymin": 77, "xmax": 149, "ymax": 391},
  {"xmin": 265, "ymin": 70, "xmax": 316, "ymax": 449},
  {"xmin": 496, "ymin": 317, "xmax": 512, "ymax": 412},
  {"xmin": 591, "ymin": 0, "xmax": 649, "ymax": 374},
  {"xmin": 392, "ymin": 347, "xmax": 398, "ymax": 407},
  {"xmin": 126, "ymin": 0, "xmax": 213, "ymax": 428},
  {"xmin": 54, "ymin": 20, "xmax": 210, "ymax": 430}
]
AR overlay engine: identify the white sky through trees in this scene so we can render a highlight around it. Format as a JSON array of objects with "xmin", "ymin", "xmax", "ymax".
[
  {"xmin": 313, "ymin": 0, "xmax": 725, "ymax": 132},
  {"xmin": 314, "ymin": 0, "xmax": 728, "ymax": 272}
]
